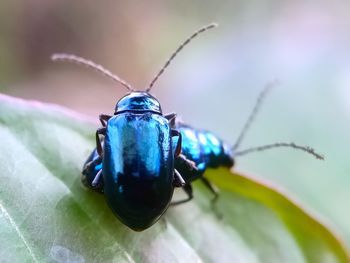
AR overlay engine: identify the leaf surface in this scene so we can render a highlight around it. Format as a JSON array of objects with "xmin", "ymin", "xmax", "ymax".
[{"xmin": 0, "ymin": 94, "xmax": 348, "ymax": 263}]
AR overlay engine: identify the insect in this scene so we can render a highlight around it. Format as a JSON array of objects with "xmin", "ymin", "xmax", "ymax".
[{"xmin": 52, "ymin": 23, "xmax": 217, "ymax": 231}]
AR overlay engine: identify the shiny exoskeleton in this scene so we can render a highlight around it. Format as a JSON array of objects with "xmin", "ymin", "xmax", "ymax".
[
  {"xmin": 83, "ymin": 92, "xmax": 193, "ymax": 231},
  {"xmin": 171, "ymin": 121, "xmax": 234, "ymax": 204},
  {"xmin": 174, "ymin": 122, "xmax": 234, "ymax": 181}
]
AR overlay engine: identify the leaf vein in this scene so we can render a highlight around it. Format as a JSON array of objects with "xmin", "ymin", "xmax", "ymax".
[{"xmin": 0, "ymin": 200, "xmax": 39, "ymax": 263}]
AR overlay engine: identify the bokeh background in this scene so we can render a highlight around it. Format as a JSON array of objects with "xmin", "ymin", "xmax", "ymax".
[{"xmin": 1, "ymin": 0, "xmax": 350, "ymax": 246}]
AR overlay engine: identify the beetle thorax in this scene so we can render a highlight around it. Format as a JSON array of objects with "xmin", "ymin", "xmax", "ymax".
[{"xmin": 115, "ymin": 92, "xmax": 162, "ymax": 114}]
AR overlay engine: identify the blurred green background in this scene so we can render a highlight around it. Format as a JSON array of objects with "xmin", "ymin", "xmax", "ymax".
[{"xmin": 1, "ymin": 0, "xmax": 350, "ymax": 246}]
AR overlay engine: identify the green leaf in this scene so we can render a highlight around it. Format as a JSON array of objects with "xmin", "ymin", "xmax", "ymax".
[{"xmin": 0, "ymin": 93, "xmax": 348, "ymax": 263}]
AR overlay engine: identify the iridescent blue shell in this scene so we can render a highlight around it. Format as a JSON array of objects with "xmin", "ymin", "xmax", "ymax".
[
  {"xmin": 82, "ymin": 92, "xmax": 175, "ymax": 231},
  {"xmin": 103, "ymin": 112, "xmax": 174, "ymax": 231},
  {"xmin": 174, "ymin": 123, "xmax": 234, "ymax": 182}
]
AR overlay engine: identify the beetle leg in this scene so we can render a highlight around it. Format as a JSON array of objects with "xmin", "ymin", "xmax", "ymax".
[
  {"xmin": 82, "ymin": 156, "xmax": 101, "ymax": 175},
  {"xmin": 170, "ymin": 184, "xmax": 193, "ymax": 206},
  {"xmin": 177, "ymin": 154, "xmax": 198, "ymax": 171},
  {"xmin": 201, "ymin": 177, "xmax": 223, "ymax": 219},
  {"xmin": 92, "ymin": 169, "xmax": 103, "ymax": 187},
  {"xmin": 201, "ymin": 177, "xmax": 219, "ymax": 204},
  {"xmin": 96, "ymin": 127, "xmax": 106, "ymax": 157},
  {"xmin": 99, "ymin": 114, "xmax": 112, "ymax": 127},
  {"xmin": 171, "ymin": 130, "xmax": 199, "ymax": 171},
  {"xmin": 171, "ymin": 129, "xmax": 182, "ymax": 157},
  {"xmin": 81, "ymin": 156, "xmax": 104, "ymax": 193},
  {"xmin": 173, "ymin": 169, "xmax": 186, "ymax": 187},
  {"xmin": 164, "ymin": 112, "xmax": 177, "ymax": 127},
  {"xmin": 84, "ymin": 153, "xmax": 101, "ymax": 167}
]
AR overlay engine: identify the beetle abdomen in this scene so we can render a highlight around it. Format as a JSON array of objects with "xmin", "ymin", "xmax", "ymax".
[
  {"xmin": 175, "ymin": 124, "xmax": 234, "ymax": 182},
  {"xmin": 103, "ymin": 112, "xmax": 173, "ymax": 230}
]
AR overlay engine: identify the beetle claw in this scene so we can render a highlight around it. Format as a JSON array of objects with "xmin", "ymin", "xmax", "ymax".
[{"xmin": 173, "ymin": 169, "xmax": 186, "ymax": 187}]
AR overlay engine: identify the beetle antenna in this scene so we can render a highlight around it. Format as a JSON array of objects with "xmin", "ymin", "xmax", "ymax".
[
  {"xmin": 234, "ymin": 142, "xmax": 324, "ymax": 160},
  {"xmin": 146, "ymin": 23, "xmax": 218, "ymax": 92},
  {"xmin": 51, "ymin": 53, "xmax": 134, "ymax": 92},
  {"xmin": 232, "ymin": 80, "xmax": 279, "ymax": 151}
]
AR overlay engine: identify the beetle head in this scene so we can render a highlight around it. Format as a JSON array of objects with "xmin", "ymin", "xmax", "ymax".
[{"xmin": 115, "ymin": 92, "xmax": 162, "ymax": 114}]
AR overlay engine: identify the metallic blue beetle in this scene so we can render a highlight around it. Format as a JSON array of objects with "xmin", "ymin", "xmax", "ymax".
[
  {"xmin": 52, "ymin": 23, "xmax": 217, "ymax": 230},
  {"xmin": 73, "ymin": 90, "xmax": 191, "ymax": 231},
  {"xmin": 101, "ymin": 93, "xmax": 182, "ymax": 230}
]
